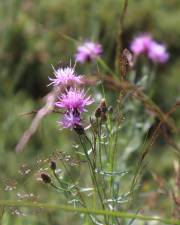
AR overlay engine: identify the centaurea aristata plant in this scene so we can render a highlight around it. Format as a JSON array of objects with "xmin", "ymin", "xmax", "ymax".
[
  {"xmin": 15, "ymin": 36, "xmax": 178, "ymax": 225},
  {"xmin": 38, "ymin": 32, "xmax": 175, "ymax": 224},
  {"xmin": 38, "ymin": 34, "xmax": 172, "ymax": 224}
]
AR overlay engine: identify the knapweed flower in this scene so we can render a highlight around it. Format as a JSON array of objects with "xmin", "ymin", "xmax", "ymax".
[
  {"xmin": 130, "ymin": 34, "xmax": 153, "ymax": 55},
  {"xmin": 59, "ymin": 111, "xmax": 81, "ymax": 129},
  {"xmin": 55, "ymin": 88, "xmax": 94, "ymax": 113},
  {"xmin": 148, "ymin": 41, "xmax": 169, "ymax": 64},
  {"xmin": 130, "ymin": 34, "xmax": 169, "ymax": 64},
  {"xmin": 48, "ymin": 66, "xmax": 83, "ymax": 87},
  {"xmin": 75, "ymin": 41, "xmax": 103, "ymax": 63}
]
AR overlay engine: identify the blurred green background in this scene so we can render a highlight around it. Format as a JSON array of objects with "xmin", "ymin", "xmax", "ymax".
[{"xmin": 0, "ymin": 0, "xmax": 180, "ymax": 224}]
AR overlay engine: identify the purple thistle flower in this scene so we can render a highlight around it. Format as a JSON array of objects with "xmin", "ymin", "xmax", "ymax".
[
  {"xmin": 75, "ymin": 41, "xmax": 103, "ymax": 63},
  {"xmin": 55, "ymin": 88, "xmax": 94, "ymax": 113},
  {"xmin": 148, "ymin": 41, "xmax": 169, "ymax": 64},
  {"xmin": 59, "ymin": 111, "xmax": 81, "ymax": 129},
  {"xmin": 130, "ymin": 34, "xmax": 169, "ymax": 64},
  {"xmin": 130, "ymin": 34, "xmax": 153, "ymax": 55},
  {"xmin": 48, "ymin": 66, "xmax": 83, "ymax": 87}
]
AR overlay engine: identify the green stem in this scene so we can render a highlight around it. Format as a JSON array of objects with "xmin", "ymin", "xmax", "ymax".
[
  {"xmin": 50, "ymin": 183, "xmax": 68, "ymax": 192},
  {"xmin": 79, "ymin": 136, "xmax": 104, "ymax": 206},
  {"xmin": 79, "ymin": 135, "xmax": 108, "ymax": 224},
  {"xmin": 97, "ymin": 119, "xmax": 103, "ymax": 170},
  {"xmin": 60, "ymin": 159, "xmax": 97, "ymax": 225},
  {"xmin": 52, "ymin": 171, "xmax": 70, "ymax": 198},
  {"xmin": 0, "ymin": 200, "xmax": 179, "ymax": 225},
  {"xmin": 107, "ymin": 114, "xmax": 114, "ymax": 197},
  {"xmin": 84, "ymin": 134, "xmax": 96, "ymax": 169}
]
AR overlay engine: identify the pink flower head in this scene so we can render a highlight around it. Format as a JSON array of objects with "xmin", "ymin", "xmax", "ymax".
[
  {"xmin": 148, "ymin": 41, "xmax": 169, "ymax": 64},
  {"xmin": 130, "ymin": 34, "xmax": 153, "ymax": 55},
  {"xmin": 48, "ymin": 66, "xmax": 83, "ymax": 87},
  {"xmin": 59, "ymin": 111, "xmax": 81, "ymax": 129},
  {"xmin": 55, "ymin": 88, "xmax": 94, "ymax": 113},
  {"xmin": 75, "ymin": 41, "xmax": 103, "ymax": 63}
]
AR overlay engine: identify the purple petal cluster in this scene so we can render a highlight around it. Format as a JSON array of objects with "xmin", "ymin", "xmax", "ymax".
[
  {"xmin": 75, "ymin": 41, "xmax": 103, "ymax": 63},
  {"xmin": 56, "ymin": 88, "xmax": 93, "ymax": 129},
  {"xmin": 130, "ymin": 34, "xmax": 169, "ymax": 64},
  {"xmin": 55, "ymin": 89, "xmax": 93, "ymax": 113},
  {"xmin": 50, "ymin": 64, "xmax": 93, "ymax": 130},
  {"xmin": 130, "ymin": 34, "xmax": 152, "ymax": 55},
  {"xmin": 147, "ymin": 42, "xmax": 169, "ymax": 64},
  {"xmin": 48, "ymin": 66, "xmax": 83, "ymax": 87},
  {"xmin": 59, "ymin": 111, "xmax": 81, "ymax": 128}
]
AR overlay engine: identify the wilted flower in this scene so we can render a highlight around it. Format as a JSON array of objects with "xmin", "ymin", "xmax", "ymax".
[
  {"xmin": 59, "ymin": 110, "xmax": 82, "ymax": 129},
  {"xmin": 55, "ymin": 88, "xmax": 94, "ymax": 113},
  {"xmin": 148, "ymin": 41, "xmax": 169, "ymax": 64},
  {"xmin": 75, "ymin": 41, "xmax": 102, "ymax": 63},
  {"xmin": 48, "ymin": 66, "xmax": 83, "ymax": 87},
  {"xmin": 130, "ymin": 34, "xmax": 153, "ymax": 55}
]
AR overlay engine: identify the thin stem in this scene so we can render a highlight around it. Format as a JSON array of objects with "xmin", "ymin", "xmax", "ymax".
[
  {"xmin": 60, "ymin": 160, "xmax": 85, "ymax": 206},
  {"xmin": 50, "ymin": 182, "xmax": 68, "ymax": 192},
  {"xmin": 60, "ymin": 159, "xmax": 97, "ymax": 225},
  {"xmin": 52, "ymin": 171, "xmax": 69, "ymax": 198},
  {"xmin": 97, "ymin": 118, "xmax": 103, "ymax": 170},
  {"xmin": 107, "ymin": 113, "xmax": 114, "ymax": 197},
  {"xmin": 84, "ymin": 134, "xmax": 96, "ymax": 169},
  {"xmin": 0, "ymin": 200, "xmax": 179, "ymax": 225},
  {"xmin": 79, "ymin": 135, "xmax": 108, "ymax": 225}
]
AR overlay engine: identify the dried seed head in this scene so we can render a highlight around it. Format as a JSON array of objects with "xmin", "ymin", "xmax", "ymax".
[{"xmin": 41, "ymin": 173, "xmax": 51, "ymax": 184}]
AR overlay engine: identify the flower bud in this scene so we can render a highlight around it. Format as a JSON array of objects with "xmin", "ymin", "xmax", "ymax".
[
  {"xmin": 41, "ymin": 173, "xmax": 51, "ymax": 184},
  {"xmin": 100, "ymin": 98, "xmax": 107, "ymax": 113},
  {"xmin": 50, "ymin": 161, "xmax": 56, "ymax": 171},
  {"xmin": 73, "ymin": 124, "xmax": 85, "ymax": 135},
  {"xmin": 95, "ymin": 107, "xmax": 101, "ymax": 118}
]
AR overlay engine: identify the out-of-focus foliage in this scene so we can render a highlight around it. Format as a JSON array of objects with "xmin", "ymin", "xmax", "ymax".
[
  {"xmin": 0, "ymin": 0, "xmax": 179, "ymax": 224},
  {"xmin": 1, "ymin": 0, "xmax": 180, "ymax": 100}
]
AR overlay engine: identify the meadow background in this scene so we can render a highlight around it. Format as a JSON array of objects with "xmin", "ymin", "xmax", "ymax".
[{"xmin": 0, "ymin": 0, "xmax": 180, "ymax": 224}]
